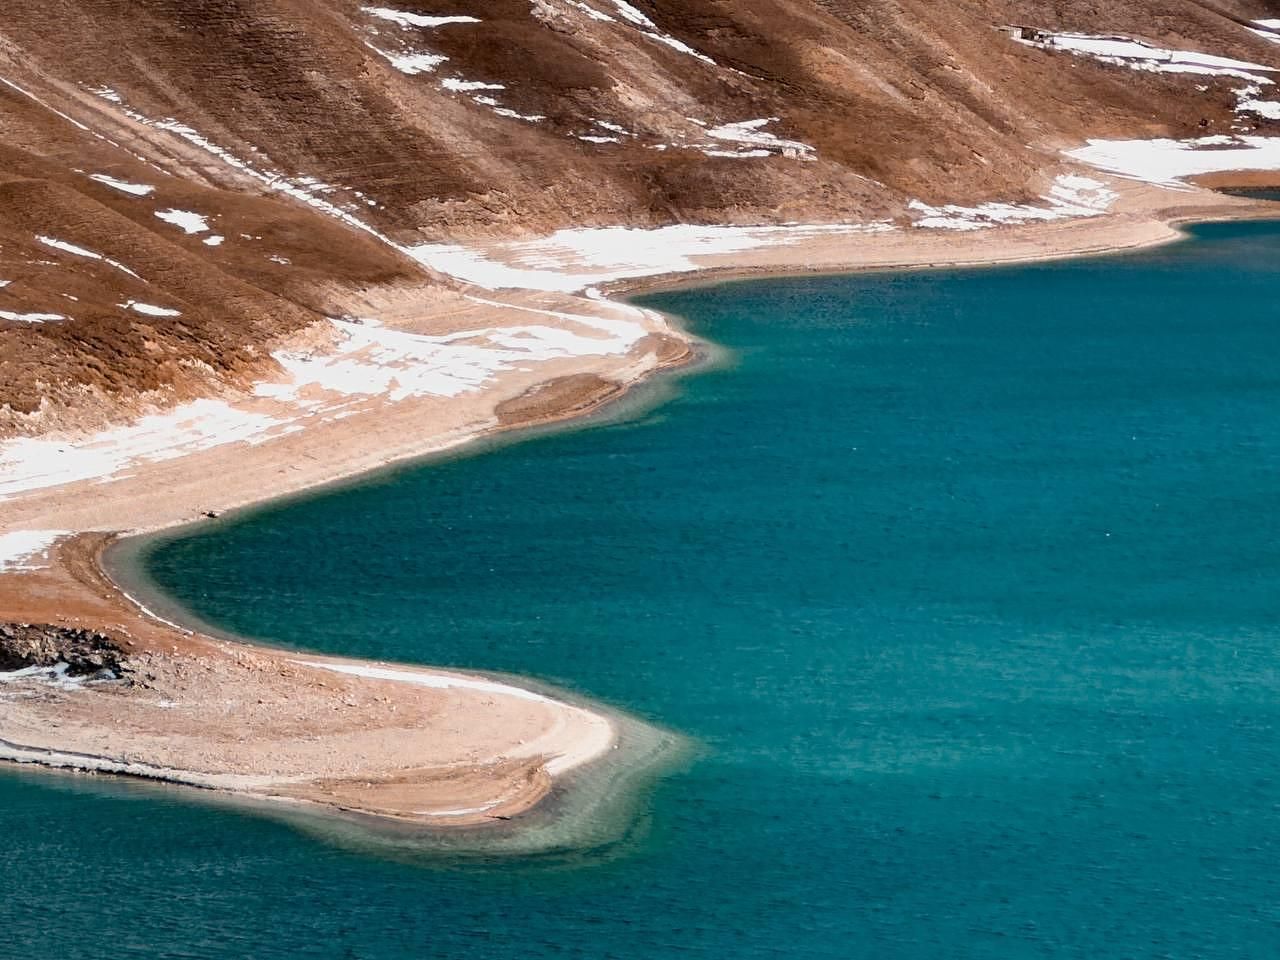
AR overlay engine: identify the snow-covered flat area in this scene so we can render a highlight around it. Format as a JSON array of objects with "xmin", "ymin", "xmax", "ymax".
[
  {"xmin": 0, "ymin": 530, "xmax": 66, "ymax": 572},
  {"xmin": 409, "ymin": 222, "xmax": 894, "ymax": 292},
  {"xmin": 0, "ymin": 530, "xmax": 65, "ymax": 571},
  {"xmin": 1067, "ymin": 136, "xmax": 1280, "ymax": 186},
  {"xmin": 409, "ymin": 177, "xmax": 1120, "ymax": 289},
  {"xmin": 0, "ymin": 301, "xmax": 656, "ymax": 498}
]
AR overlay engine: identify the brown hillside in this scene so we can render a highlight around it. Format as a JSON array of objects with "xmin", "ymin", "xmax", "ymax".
[{"xmin": 1, "ymin": 0, "xmax": 1278, "ymax": 429}]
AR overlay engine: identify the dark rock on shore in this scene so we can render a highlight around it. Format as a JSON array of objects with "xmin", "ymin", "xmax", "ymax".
[{"xmin": 0, "ymin": 623, "xmax": 134, "ymax": 680}]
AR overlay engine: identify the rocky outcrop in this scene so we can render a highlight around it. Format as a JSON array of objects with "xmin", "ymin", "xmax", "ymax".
[{"xmin": 0, "ymin": 623, "xmax": 134, "ymax": 680}]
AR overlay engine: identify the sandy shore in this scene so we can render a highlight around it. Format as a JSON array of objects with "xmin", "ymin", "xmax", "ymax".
[{"xmin": 0, "ymin": 176, "xmax": 1276, "ymax": 829}]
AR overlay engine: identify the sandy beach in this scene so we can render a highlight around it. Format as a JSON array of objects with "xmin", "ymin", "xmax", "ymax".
[{"xmin": 1, "ymin": 174, "xmax": 1277, "ymax": 828}]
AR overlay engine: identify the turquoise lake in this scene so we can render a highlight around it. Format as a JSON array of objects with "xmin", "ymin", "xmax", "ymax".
[{"xmin": 5, "ymin": 221, "xmax": 1280, "ymax": 957}]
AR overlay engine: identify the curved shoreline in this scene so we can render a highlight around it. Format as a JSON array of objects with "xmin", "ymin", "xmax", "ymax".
[
  {"xmin": 1, "ymin": 184, "xmax": 1277, "ymax": 842},
  {"xmin": 0, "ymin": 532, "xmax": 649, "ymax": 834}
]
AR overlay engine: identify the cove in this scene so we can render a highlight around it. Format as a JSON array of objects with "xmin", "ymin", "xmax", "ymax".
[{"xmin": 6, "ymin": 220, "xmax": 1280, "ymax": 958}]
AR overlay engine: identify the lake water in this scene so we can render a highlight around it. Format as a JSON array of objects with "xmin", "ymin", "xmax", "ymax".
[{"xmin": 6, "ymin": 221, "xmax": 1280, "ymax": 958}]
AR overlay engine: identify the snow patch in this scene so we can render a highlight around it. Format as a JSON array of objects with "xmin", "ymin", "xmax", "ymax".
[
  {"xmin": 1235, "ymin": 84, "xmax": 1280, "ymax": 121},
  {"xmin": 88, "ymin": 174, "xmax": 155, "ymax": 196},
  {"xmin": 0, "ymin": 399, "xmax": 290, "ymax": 498},
  {"xmin": 1015, "ymin": 31, "xmax": 1277, "ymax": 84},
  {"xmin": 1066, "ymin": 136, "xmax": 1280, "ymax": 186},
  {"xmin": 0, "ymin": 310, "xmax": 65, "ymax": 324},
  {"xmin": 0, "ymin": 302, "xmax": 652, "ymax": 498},
  {"xmin": 441, "ymin": 78, "xmax": 504, "ymax": 91},
  {"xmin": 0, "ymin": 530, "xmax": 66, "ymax": 572},
  {"xmin": 36, "ymin": 236, "xmax": 141, "ymax": 280},
  {"xmin": 361, "ymin": 6, "xmax": 479, "ymax": 28},
  {"xmin": 706, "ymin": 117, "xmax": 815, "ymax": 159},
  {"xmin": 408, "ymin": 222, "xmax": 895, "ymax": 292},
  {"xmin": 909, "ymin": 174, "xmax": 1118, "ymax": 230},
  {"xmin": 370, "ymin": 47, "xmax": 448, "ymax": 75},
  {"xmin": 491, "ymin": 106, "xmax": 545, "ymax": 122},
  {"xmin": 121, "ymin": 300, "xmax": 182, "ymax": 317},
  {"xmin": 203, "ymin": 235, "xmax": 225, "ymax": 247},
  {"xmin": 604, "ymin": 0, "xmax": 716, "ymax": 65},
  {"xmin": 1251, "ymin": 20, "xmax": 1280, "ymax": 45},
  {"xmin": 259, "ymin": 309, "xmax": 644, "ymax": 406},
  {"xmin": 155, "ymin": 208, "xmax": 210, "ymax": 234}
]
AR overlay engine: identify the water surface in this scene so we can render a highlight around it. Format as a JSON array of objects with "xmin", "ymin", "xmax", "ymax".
[{"xmin": 6, "ymin": 221, "xmax": 1280, "ymax": 958}]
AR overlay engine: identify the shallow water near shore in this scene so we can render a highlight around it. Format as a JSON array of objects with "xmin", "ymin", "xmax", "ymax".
[{"xmin": 7, "ymin": 220, "xmax": 1280, "ymax": 957}]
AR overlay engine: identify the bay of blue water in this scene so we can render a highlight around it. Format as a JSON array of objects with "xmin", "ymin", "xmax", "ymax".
[{"xmin": 6, "ymin": 221, "xmax": 1280, "ymax": 958}]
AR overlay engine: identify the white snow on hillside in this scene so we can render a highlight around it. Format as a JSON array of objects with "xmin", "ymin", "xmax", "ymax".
[
  {"xmin": 88, "ymin": 173, "xmax": 155, "ymax": 196},
  {"xmin": 1015, "ymin": 31, "xmax": 1277, "ymax": 83},
  {"xmin": 359, "ymin": 6, "xmax": 479, "ymax": 76},
  {"xmin": 593, "ymin": 0, "xmax": 716, "ymax": 65},
  {"xmin": 1066, "ymin": 135, "xmax": 1280, "ymax": 186},
  {"xmin": 0, "ymin": 307, "xmax": 655, "ymax": 498},
  {"xmin": 155, "ymin": 208, "xmax": 210, "ymax": 234},
  {"xmin": 704, "ymin": 118, "xmax": 815, "ymax": 159},
  {"xmin": 362, "ymin": 6, "xmax": 479, "ymax": 28},
  {"xmin": 442, "ymin": 78, "xmax": 504, "ymax": 92},
  {"xmin": 120, "ymin": 300, "xmax": 182, "ymax": 317},
  {"xmin": 37, "ymin": 236, "xmax": 141, "ymax": 279},
  {"xmin": 369, "ymin": 46, "xmax": 447, "ymax": 75},
  {"xmin": 909, "ymin": 175, "xmax": 1118, "ymax": 230},
  {"xmin": 95, "ymin": 91, "xmax": 396, "ymax": 249},
  {"xmin": 1251, "ymin": 20, "xmax": 1280, "ymax": 45},
  {"xmin": 1235, "ymin": 84, "xmax": 1280, "ymax": 122},
  {"xmin": 0, "ymin": 309, "xmax": 65, "ymax": 324}
]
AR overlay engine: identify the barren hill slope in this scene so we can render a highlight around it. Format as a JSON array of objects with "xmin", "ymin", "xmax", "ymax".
[{"xmin": 2, "ymin": 0, "xmax": 1279, "ymax": 431}]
